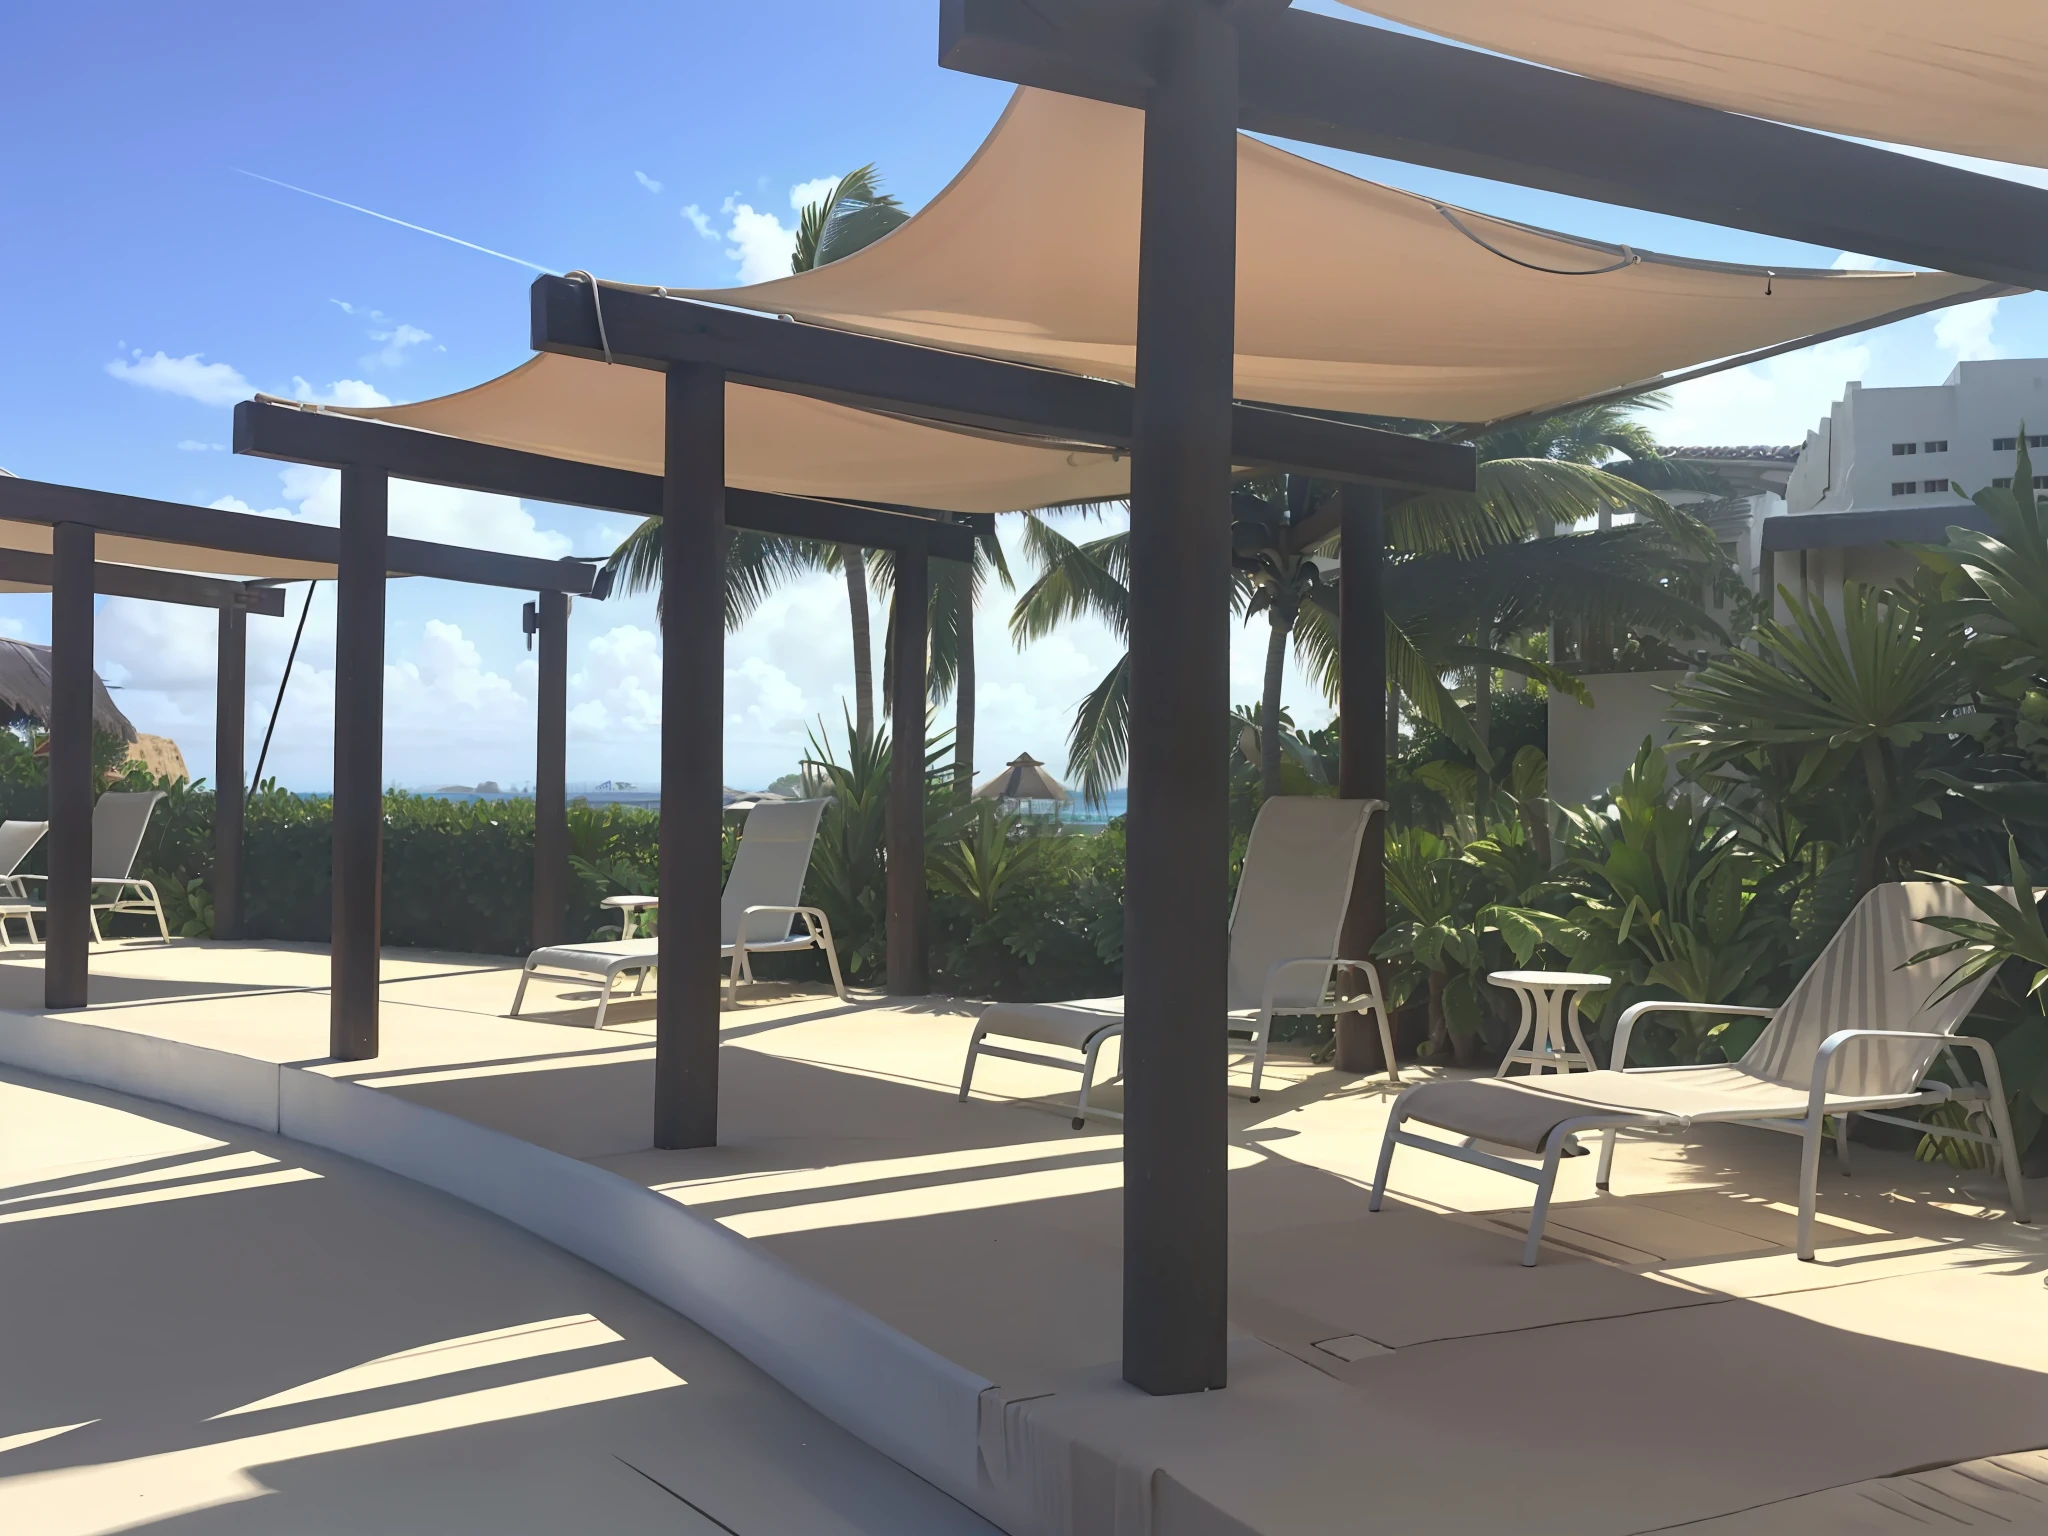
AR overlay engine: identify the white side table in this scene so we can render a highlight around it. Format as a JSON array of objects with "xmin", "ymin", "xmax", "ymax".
[
  {"xmin": 1488, "ymin": 970, "xmax": 1610, "ymax": 1077},
  {"xmin": 601, "ymin": 894, "xmax": 660, "ymax": 939}
]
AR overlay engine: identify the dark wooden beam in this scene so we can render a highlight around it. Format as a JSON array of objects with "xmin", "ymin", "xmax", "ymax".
[
  {"xmin": 1336, "ymin": 483, "xmax": 1389, "ymax": 1074},
  {"xmin": 939, "ymin": 0, "xmax": 2048, "ymax": 290},
  {"xmin": 726, "ymin": 489, "xmax": 978, "ymax": 562},
  {"xmin": 1121, "ymin": 0, "xmax": 1236, "ymax": 1398},
  {"xmin": 215, "ymin": 604, "xmax": 247, "ymax": 941},
  {"xmin": 235, "ymin": 399, "xmax": 982, "ymax": 560},
  {"xmin": 0, "ymin": 548, "xmax": 286, "ymax": 614},
  {"xmin": 531, "ymin": 591, "xmax": 569, "ymax": 949},
  {"xmin": 0, "ymin": 474, "xmax": 597, "ymax": 596},
  {"xmin": 45, "ymin": 523, "xmax": 94, "ymax": 1011},
  {"xmin": 330, "ymin": 468, "xmax": 386, "ymax": 1061},
  {"xmin": 887, "ymin": 538, "xmax": 930, "ymax": 995},
  {"xmin": 531, "ymin": 276, "xmax": 1473, "ymax": 492},
  {"xmin": 656, "ymin": 364, "xmax": 726, "ymax": 1150}
]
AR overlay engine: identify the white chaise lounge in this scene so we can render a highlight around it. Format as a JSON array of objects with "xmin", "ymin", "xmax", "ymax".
[
  {"xmin": 10, "ymin": 792, "xmax": 168, "ymax": 942},
  {"xmin": 509, "ymin": 798, "xmax": 845, "ymax": 1028},
  {"xmin": 960, "ymin": 795, "xmax": 1395, "ymax": 1128},
  {"xmin": 1369, "ymin": 881, "xmax": 2033, "ymax": 1265},
  {"xmin": 0, "ymin": 819, "xmax": 47, "ymax": 945}
]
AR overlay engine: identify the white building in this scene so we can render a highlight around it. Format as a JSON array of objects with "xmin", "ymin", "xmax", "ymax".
[{"xmin": 1769, "ymin": 359, "xmax": 2028, "ymax": 616}]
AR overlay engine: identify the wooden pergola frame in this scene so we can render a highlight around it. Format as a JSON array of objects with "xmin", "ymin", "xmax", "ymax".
[
  {"xmin": 232, "ymin": 398, "xmax": 993, "ymax": 1074},
  {"xmin": 0, "ymin": 473, "xmax": 598, "ymax": 1023},
  {"xmin": 931, "ymin": 0, "xmax": 2048, "ymax": 1395}
]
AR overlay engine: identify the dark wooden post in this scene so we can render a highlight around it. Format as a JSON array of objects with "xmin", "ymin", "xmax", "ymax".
[
  {"xmin": 1337, "ymin": 483, "xmax": 1390, "ymax": 1072},
  {"xmin": 331, "ymin": 467, "xmax": 387, "ymax": 1060},
  {"xmin": 887, "ymin": 537, "xmax": 929, "ymax": 995},
  {"xmin": 214, "ymin": 600, "xmax": 247, "ymax": 940},
  {"xmin": 656, "ymin": 363, "xmax": 726, "ymax": 1150},
  {"xmin": 532, "ymin": 589, "xmax": 569, "ymax": 949},
  {"xmin": 1123, "ymin": 0, "xmax": 1239, "ymax": 1397},
  {"xmin": 45, "ymin": 522, "xmax": 94, "ymax": 1010}
]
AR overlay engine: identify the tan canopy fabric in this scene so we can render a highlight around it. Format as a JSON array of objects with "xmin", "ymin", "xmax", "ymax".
[
  {"xmin": 0, "ymin": 520, "xmax": 332, "ymax": 584},
  {"xmin": 342, "ymin": 358, "xmax": 1129, "ymax": 515},
  {"xmin": 1339, "ymin": 2, "xmax": 2048, "ymax": 171},
  {"xmin": 339, "ymin": 87, "xmax": 1995, "ymax": 510}
]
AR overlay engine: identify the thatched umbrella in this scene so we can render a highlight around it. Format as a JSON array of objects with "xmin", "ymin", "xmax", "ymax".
[
  {"xmin": 0, "ymin": 638, "xmax": 136, "ymax": 741},
  {"xmin": 974, "ymin": 752, "xmax": 1068, "ymax": 805}
]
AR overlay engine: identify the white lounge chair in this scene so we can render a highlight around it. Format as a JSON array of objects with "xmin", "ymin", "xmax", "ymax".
[
  {"xmin": 1369, "ymin": 881, "xmax": 2032, "ymax": 1265},
  {"xmin": 0, "ymin": 819, "xmax": 47, "ymax": 946},
  {"xmin": 10, "ymin": 792, "xmax": 169, "ymax": 942},
  {"xmin": 508, "ymin": 798, "xmax": 845, "ymax": 1028},
  {"xmin": 960, "ymin": 795, "xmax": 1395, "ymax": 1128}
]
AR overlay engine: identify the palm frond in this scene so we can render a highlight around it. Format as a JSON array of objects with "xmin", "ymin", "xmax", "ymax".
[{"xmin": 792, "ymin": 164, "xmax": 908, "ymax": 273}]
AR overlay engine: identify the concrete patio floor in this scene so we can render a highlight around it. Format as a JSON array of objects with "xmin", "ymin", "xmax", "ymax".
[
  {"xmin": 0, "ymin": 1062, "xmax": 995, "ymax": 1536},
  {"xmin": 4, "ymin": 938, "xmax": 2048, "ymax": 1534}
]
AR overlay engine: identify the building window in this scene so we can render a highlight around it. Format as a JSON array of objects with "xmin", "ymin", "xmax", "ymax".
[
  {"xmin": 1995, "ymin": 477, "xmax": 2014, "ymax": 488},
  {"xmin": 1924, "ymin": 477, "xmax": 1949, "ymax": 492},
  {"xmin": 1892, "ymin": 481, "xmax": 1918, "ymax": 495},
  {"xmin": 1995, "ymin": 437, "xmax": 2018, "ymax": 451},
  {"xmin": 2033, "ymin": 436, "xmax": 2048, "ymax": 448},
  {"xmin": 1892, "ymin": 442, "xmax": 1918, "ymax": 455},
  {"xmin": 1924, "ymin": 439, "xmax": 1948, "ymax": 453}
]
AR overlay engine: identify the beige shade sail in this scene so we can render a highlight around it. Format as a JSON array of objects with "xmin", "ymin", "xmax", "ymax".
[
  {"xmin": 340, "ymin": 358, "xmax": 1130, "ymax": 516},
  {"xmin": 1338, "ymin": 2, "xmax": 2048, "ymax": 172},
  {"xmin": 0, "ymin": 520, "xmax": 333, "ymax": 584},
  {"xmin": 672, "ymin": 89, "xmax": 2000, "ymax": 426}
]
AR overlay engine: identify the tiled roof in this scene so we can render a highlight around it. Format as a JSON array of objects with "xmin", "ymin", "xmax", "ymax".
[{"xmin": 1664, "ymin": 445, "xmax": 1802, "ymax": 462}]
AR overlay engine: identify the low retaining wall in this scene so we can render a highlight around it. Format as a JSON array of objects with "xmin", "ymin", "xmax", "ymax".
[{"xmin": 0, "ymin": 1009, "xmax": 998, "ymax": 1522}]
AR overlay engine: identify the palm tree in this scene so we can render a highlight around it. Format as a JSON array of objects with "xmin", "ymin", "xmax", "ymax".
[
  {"xmin": 1012, "ymin": 405, "xmax": 1728, "ymax": 803},
  {"xmin": 870, "ymin": 524, "xmax": 1015, "ymax": 798},
  {"xmin": 793, "ymin": 166, "xmax": 908, "ymax": 744},
  {"xmin": 602, "ymin": 164, "xmax": 908, "ymax": 740}
]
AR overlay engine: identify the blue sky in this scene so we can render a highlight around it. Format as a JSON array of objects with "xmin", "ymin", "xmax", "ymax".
[{"xmin": 3, "ymin": 0, "xmax": 2044, "ymax": 792}]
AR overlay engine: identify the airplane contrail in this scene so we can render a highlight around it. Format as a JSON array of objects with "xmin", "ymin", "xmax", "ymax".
[{"xmin": 234, "ymin": 169, "xmax": 556, "ymax": 274}]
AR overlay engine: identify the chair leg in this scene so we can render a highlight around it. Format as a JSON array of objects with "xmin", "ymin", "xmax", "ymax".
[
  {"xmin": 1375, "ymin": 997, "xmax": 1400, "ymax": 1086},
  {"xmin": 631, "ymin": 965, "xmax": 649, "ymax": 997},
  {"xmin": 1368, "ymin": 1110, "xmax": 1403, "ymax": 1213},
  {"xmin": 818, "ymin": 920, "xmax": 846, "ymax": 999},
  {"xmin": 142, "ymin": 882, "xmax": 168, "ymax": 941},
  {"xmin": 725, "ymin": 945, "xmax": 745, "ymax": 1010},
  {"xmin": 1796, "ymin": 1114, "xmax": 1826, "ymax": 1261},
  {"xmin": 1834, "ymin": 1112, "xmax": 1854, "ymax": 1176},
  {"xmin": 1248, "ymin": 1012, "xmax": 1270, "ymax": 1103},
  {"xmin": 593, "ymin": 974, "xmax": 616, "ymax": 1031},
  {"xmin": 510, "ymin": 967, "xmax": 532, "ymax": 1018},
  {"xmin": 1522, "ymin": 1133, "xmax": 1572, "ymax": 1267},
  {"xmin": 1595, "ymin": 1127, "xmax": 1618, "ymax": 1191},
  {"xmin": 1074, "ymin": 1032, "xmax": 1109, "ymax": 1130},
  {"xmin": 958, "ymin": 1026, "xmax": 985, "ymax": 1102}
]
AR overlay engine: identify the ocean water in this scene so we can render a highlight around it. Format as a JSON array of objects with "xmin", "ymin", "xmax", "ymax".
[{"xmin": 404, "ymin": 784, "xmax": 1130, "ymax": 819}]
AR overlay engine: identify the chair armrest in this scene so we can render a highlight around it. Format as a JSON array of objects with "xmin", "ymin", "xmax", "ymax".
[
  {"xmin": 736, "ymin": 904, "xmax": 825, "ymax": 946},
  {"xmin": 1612, "ymin": 1000, "xmax": 1777, "ymax": 1070},
  {"xmin": 1807, "ymin": 1029, "xmax": 1951, "ymax": 1117},
  {"xmin": 1260, "ymin": 956, "xmax": 1387, "ymax": 1016}
]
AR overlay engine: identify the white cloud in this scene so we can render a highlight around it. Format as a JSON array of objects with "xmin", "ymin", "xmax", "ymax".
[
  {"xmin": 364, "ymin": 321, "xmax": 432, "ymax": 369},
  {"xmin": 634, "ymin": 170, "xmax": 663, "ymax": 194},
  {"xmin": 105, "ymin": 351, "xmax": 250, "ymax": 407},
  {"xmin": 1934, "ymin": 297, "xmax": 2004, "ymax": 362},
  {"xmin": 721, "ymin": 197, "xmax": 796, "ymax": 283},
  {"xmin": 788, "ymin": 175, "xmax": 839, "ymax": 210},
  {"xmin": 212, "ymin": 465, "xmax": 573, "ymax": 558},
  {"xmin": 289, "ymin": 377, "xmax": 393, "ymax": 408},
  {"xmin": 682, "ymin": 204, "xmax": 716, "ymax": 240},
  {"xmin": 176, "ymin": 440, "xmax": 225, "ymax": 452},
  {"xmin": 1652, "ymin": 338, "xmax": 1872, "ymax": 448},
  {"xmin": 569, "ymin": 624, "xmax": 662, "ymax": 738}
]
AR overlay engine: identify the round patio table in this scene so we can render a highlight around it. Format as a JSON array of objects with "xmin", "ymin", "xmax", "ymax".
[
  {"xmin": 601, "ymin": 894, "xmax": 659, "ymax": 939},
  {"xmin": 1487, "ymin": 969, "xmax": 1610, "ymax": 1078}
]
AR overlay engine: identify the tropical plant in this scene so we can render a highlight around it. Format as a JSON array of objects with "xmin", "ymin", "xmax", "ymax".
[
  {"xmin": 930, "ymin": 802, "xmax": 1045, "ymax": 922},
  {"xmin": 1668, "ymin": 582, "xmax": 1986, "ymax": 900},
  {"xmin": 1557, "ymin": 738, "xmax": 1790, "ymax": 1062},
  {"xmin": 1012, "ymin": 403, "xmax": 1727, "ymax": 803}
]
